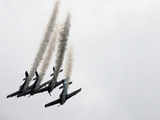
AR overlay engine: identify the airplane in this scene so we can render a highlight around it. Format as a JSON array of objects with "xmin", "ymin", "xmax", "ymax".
[
  {"xmin": 21, "ymin": 71, "xmax": 30, "ymax": 92},
  {"xmin": 45, "ymin": 79, "xmax": 81, "ymax": 107},
  {"xmin": 29, "ymin": 71, "xmax": 41, "ymax": 95},
  {"xmin": 17, "ymin": 71, "xmax": 47, "ymax": 97},
  {"xmin": 17, "ymin": 67, "xmax": 64, "ymax": 97},
  {"xmin": 7, "ymin": 71, "xmax": 29, "ymax": 98},
  {"xmin": 16, "ymin": 79, "xmax": 52, "ymax": 97},
  {"xmin": 30, "ymin": 67, "xmax": 65, "ymax": 96},
  {"xmin": 36, "ymin": 78, "xmax": 72, "ymax": 96}
]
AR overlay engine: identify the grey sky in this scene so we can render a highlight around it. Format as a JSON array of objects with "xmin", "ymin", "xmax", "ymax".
[{"xmin": 0, "ymin": 0, "xmax": 160, "ymax": 120}]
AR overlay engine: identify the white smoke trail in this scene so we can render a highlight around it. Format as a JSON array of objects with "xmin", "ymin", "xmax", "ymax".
[
  {"xmin": 28, "ymin": 1, "xmax": 60, "ymax": 83},
  {"xmin": 39, "ymin": 28, "xmax": 58, "ymax": 81},
  {"xmin": 54, "ymin": 13, "xmax": 71, "ymax": 81},
  {"xmin": 64, "ymin": 46, "xmax": 73, "ymax": 83}
]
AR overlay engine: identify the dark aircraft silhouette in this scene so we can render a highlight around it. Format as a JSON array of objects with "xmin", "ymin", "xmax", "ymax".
[
  {"xmin": 16, "ymin": 71, "xmax": 39, "ymax": 97},
  {"xmin": 36, "ymin": 78, "xmax": 72, "ymax": 96},
  {"xmin": 7, "ymin": 71, "xmax": 29, "ymax": 98},
  {"xmin": 30, "ymin": 71, "xmax": 41, "ymax": 95},
  {"xmin": 31, "ymin": 67, "xmax": 65, "ymax": 96},
  {"xmin": 46, "ymin": 67, "xmax": 63, "ymax": 95},
  {"xmin": 17, "ymin": 67, "xmax": 64, "ymax": 96},
  {"xmin": 17, "ymin": 71, "xmax": 49, "ymax": 97},
  {"xmin": 45, "ymin": 80, "xmax": 81, "ymax": 107},
  {"xmin": 20, "ymin": 71, "xmax": 29, "ymax": 92}
]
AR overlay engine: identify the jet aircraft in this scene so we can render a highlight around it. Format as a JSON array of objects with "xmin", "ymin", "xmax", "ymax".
[
  {"xmin": 7, "ymin": 71, "xmax": 29, "ymax": 98},
  {"xmin": 18, "ymin": 67, "xmax": 64, "ymax": 96},
  {"xmin": 45, "ymin": 79, "xmax": 81, "ymax": 107},
  {"xmin": 31, "ymin": 67, "xmax": 65, "ymax": 96},
  {"xmin": 17, "ymin": 71, "xmax": 50, "ymax": 97}
]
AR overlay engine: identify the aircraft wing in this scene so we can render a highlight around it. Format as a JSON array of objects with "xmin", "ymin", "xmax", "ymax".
[
  {"xmin": 45, "ymin": 99, "xmax": 61, "ymax": 107},
  {"xmin": 17, "ymin": 89, "xmax": 31, "ymax": 97},
  {"xmin": 7, "ymin": 91, "xmax": 20, "ymax": 98},
  {"xmin": 18, "ymin": 86, "xmax": 48, "ymax": 97},
  {"xmin": 40, "ymin": 80, "xmax": 51, "ymax": 88},
  {"xmin": 36, "ymin": 87, "xmax": 48, "ymax": 94},
  {"xmin": 66, "ymin": 88, "xmax": 82, "ymax": 100},
  {"xmin": 56, "ymin": 80, "xmax": 64, "ymax": 87}
]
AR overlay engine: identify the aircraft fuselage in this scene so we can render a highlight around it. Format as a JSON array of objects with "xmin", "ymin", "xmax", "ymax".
[{"xmin": 59, "ymin": 81, "xmax": 68, "ymax": 105}]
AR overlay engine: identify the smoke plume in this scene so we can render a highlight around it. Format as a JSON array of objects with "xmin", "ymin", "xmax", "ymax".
[
  {"xmin": 54, "ymin": 14, "xmax": 71, "ymax": 81},
  {"xmin": 39, "ymin": 29, "xmax": 58, "ymax": 81},
  {"xmin": 64, "ymin": 46, "xmax": 73, "ymax": 82},
  {"xmin": 28, "ymin": 1, "xmax": 60, "ymax": 83}
]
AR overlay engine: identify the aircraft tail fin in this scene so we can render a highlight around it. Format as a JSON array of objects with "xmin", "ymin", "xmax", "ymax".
[
  {"xmin": 33, "ymin": 71, "xmax": 39, "ymax": 80},
  {"xmin": 53, "ymin": 67, "xmax": 55, "ymax": 72},
  {"xmin": 23, "ymin": 71, "xmax": 29, "ymax": 80},
  {"xmin": 50, "ymin": 68, "xmax": 63, "ymax": 77},
  {"xmin": 25, "ymin": 71, "xmax": 29, "ymax": 77},
  {"xmin": 35, "ymin": 71, "xmax": 39, "ymax": 77}
]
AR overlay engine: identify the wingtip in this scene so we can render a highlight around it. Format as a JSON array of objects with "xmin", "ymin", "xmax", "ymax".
[
  {"xmin": 44, "ymin": 104, "xmax": 49, "ymax": 108},
  {"xmin": 79, "ymin": 88, "xmax": 82, "ymax": 92}
]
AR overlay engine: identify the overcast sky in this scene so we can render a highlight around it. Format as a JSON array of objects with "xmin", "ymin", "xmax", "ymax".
[{"xmin": 0, "ymin": 0, "xmax": 160, "ymax": 120}]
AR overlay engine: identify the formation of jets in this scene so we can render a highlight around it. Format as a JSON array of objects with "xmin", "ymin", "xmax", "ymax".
[
  {"xmin": 7, "ymin": 0, "xmax": 81, "ymax": 108},
  {"xmin": 7, "ymin": 67, "xmax": 81, "ymax": 107}
]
